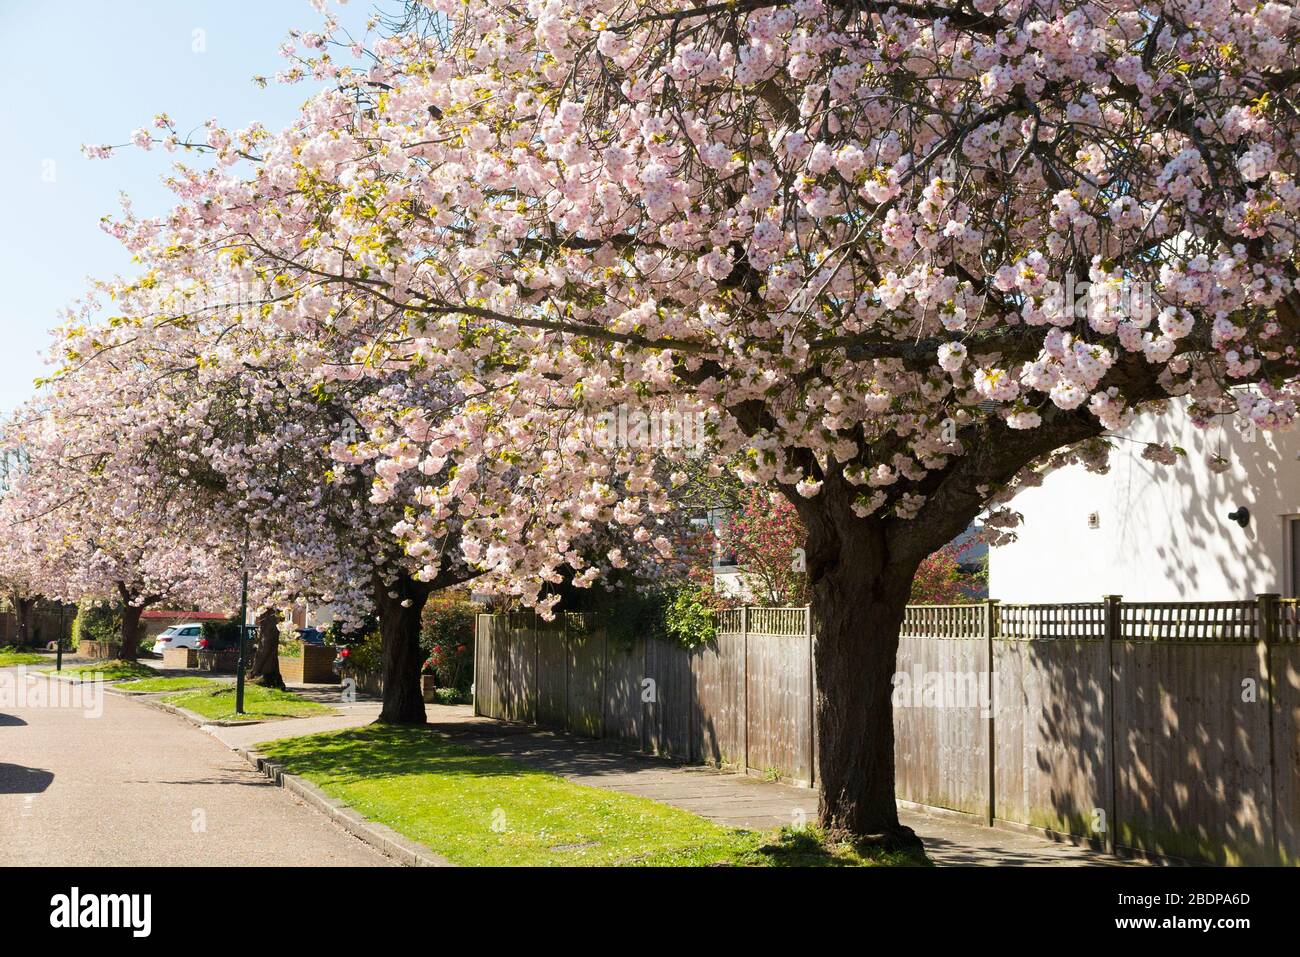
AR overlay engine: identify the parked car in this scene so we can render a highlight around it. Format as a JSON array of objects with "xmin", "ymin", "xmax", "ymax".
[
  {"xmin": 297, "ymin": 627, "xmax": 326, "ymax": 645},
  {"xmin": 152, "ymin": 624, "xmax": 205, "ymax": 654}
]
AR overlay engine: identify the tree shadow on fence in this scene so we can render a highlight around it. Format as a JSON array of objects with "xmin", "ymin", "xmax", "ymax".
[{"xmin": 1029, "ymin": 636, "xmax": 1286, "ymax": 865}]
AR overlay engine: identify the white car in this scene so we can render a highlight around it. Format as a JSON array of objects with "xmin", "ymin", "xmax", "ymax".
[{"xmin": 152, "ymin": 624, "xmax": 205, "ymax": 654}]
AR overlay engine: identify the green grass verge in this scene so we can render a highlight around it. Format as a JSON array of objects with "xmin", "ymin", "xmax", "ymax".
[
  {"xmin": 0, "ymin": 649, "xmax": 46, "ymax": 667},
  {"xmin": 258, "ymin": 726, "xmax": 930, "ymax": 867},
  {"xmin": 165, "ymin": 684, "xmax": 334, "ymax": 722},
  {"xmin": 115, "ymin": 675, "xmax": 224, "ymax": 694},
  {"xmin": 40, "ymin": 660, "xmax": 157, "ymax": 681}
]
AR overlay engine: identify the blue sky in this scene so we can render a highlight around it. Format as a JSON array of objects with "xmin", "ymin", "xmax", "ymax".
[{"xmin": 0, "ymin": 0, "xmax": 379, "ymax": 415}]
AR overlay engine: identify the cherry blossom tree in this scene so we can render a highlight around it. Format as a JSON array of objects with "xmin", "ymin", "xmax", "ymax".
[
  {"xmin": 84, "ymin": 0, "xmax": 1300, "ymax": 847},
  {"xmin": 8, "ymin": 275, "xmax": 482, "ymax": 718},
  {"xmin": 0, "ymin": 507, "xmax": 42, "ymax": 649},
  {"xmin": 0, "ymin": 349, "xmax": 240, "ymax": 659}
]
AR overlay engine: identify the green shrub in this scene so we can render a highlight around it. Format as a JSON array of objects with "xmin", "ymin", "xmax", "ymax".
[
  {"xmin": 71, "ymin": 604, "xmax": 122, "ymax": 647},
  {"xmin": 577, "ymin": 584, "xmax": 718, "ymax": 650},
  {"xmin": 664, "ymin": 585, "xmax": 717, "ymax": 649},
  {"xmin": 343, "ymin": 630, "xmax": 383, "ymax": 675},
  {"xmin": 433, "ymin": 686, "xmax": 471, "ymax": 705},
  {"xmin": 600, "ymin": 588, "xmax": 669, "ymax": 647}
]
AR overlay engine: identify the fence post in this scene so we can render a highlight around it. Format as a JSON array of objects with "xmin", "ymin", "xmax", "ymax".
[
  {"xmin": 983, "ymin": 599, "xmax": 999, "ymax": 827},
  {"xmin": 742, "ymin": 605, "xmax": 750, "ymax": 774},
  {"xmin": 1257, "ymin": 593, "xmax": 1280, "ymax": 864},
  {"xmin": 1102, "ymin": 594, "xmax": 1121, "ymax": 856}
]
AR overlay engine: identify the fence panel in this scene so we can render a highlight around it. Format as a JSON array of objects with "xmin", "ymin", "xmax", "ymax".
[
  {"xmin": 603, "ymin": 637, "xmax": 645, "ymax": 749},
  {"xmin": 745, "ymin": 631, "xmax": 813, "ymax": 783},
  {"xmin": 1113, "ymin": 639, "xmax": 1273, "ymax": 864},
  {"xmin": 645, "ymin": 638, "xmax": 692, "ymax": 759},
  {"xmin": 473, "ymin": 615, "xmax": 505, "ymax": 720},
  {"xmin": 488, "ymin": 614, "xmax": 513, "ymax": 721},
  {"xmin": 566, "ymin": 616, "xmax": 605, "ymax": 737},
  {"xmin": 1273, "ymin": 639, "xmax": 1300, "ymax": 864},
  {"xmin": 506, "ymin": 612, "xmax": 537, "ymax": 724},
  {"xmin": 894, "ymin": 631, "xmax": 988, "ymax": 816},
  {"xmin": 535, "ymin": 615, "xmax": 568, "ymax": 728},
  {"xmin": 994, "ymin": 636, "xmax": 1109, "ymax": 834},
  {"xmin": 690, "ymin": 633, "xmax": 743, "ymax": 766}
]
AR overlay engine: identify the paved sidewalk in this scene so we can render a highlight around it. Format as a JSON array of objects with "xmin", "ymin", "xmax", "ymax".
[
  {"xmin": 0, "ymin": 667, "xmax": 390, "ymax": 866},
  {"xmin": 214, "ymin": 693, "xmax": 1136, "ymax": 867}
]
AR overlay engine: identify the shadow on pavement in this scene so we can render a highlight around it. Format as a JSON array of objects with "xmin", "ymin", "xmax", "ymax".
[{"xmin": 0, "ymin": 763, "xmax": 53, "ymax": 794}]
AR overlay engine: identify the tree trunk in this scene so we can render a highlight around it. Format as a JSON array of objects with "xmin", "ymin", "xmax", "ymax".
[
  {"xmin": 15, "ymin": 597, "xmax": 36, "ymax": 648},
  {"xmin": 119, "ymin": 605, "xmax": 143, "ymax": 661},
  {"xmin": 799, "ymin": 498, "xmax": 924, "ymax": 852},
  {"xmin": 248, "ymin": 609, "xmax": 285, "ymax": 690},
  {"xmin": 811, "ymin": 571, "xmax": 918, "ymax": 848},
  {"xmin": 375, "ymin": 574, "xmax": 432, "ymax": 725}
]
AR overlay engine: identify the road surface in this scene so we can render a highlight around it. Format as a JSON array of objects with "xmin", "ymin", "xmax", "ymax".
[{"xmin": 0, "ymin": 666, "xmax": 389, "ymax": 866}]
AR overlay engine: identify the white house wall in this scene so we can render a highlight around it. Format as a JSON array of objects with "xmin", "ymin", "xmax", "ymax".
[{"xmin": 989, "ymin": 405, "xmax": 1299, "ymax": 602}]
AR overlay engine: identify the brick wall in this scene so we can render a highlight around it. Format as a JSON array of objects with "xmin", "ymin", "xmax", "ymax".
[
  {"xmin": 278, "ymin": 643, "xmax": 338, "ymax": 684},
  {"xmin": 162, "ymin": 648, "xmax": 198, "ymax": 669}
]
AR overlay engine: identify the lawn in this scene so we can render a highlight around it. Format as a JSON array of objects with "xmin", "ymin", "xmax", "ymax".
[
  {"xmin": 115, "ymin": 675, "xmax": 224, "ymax": 694},
  {"xmin": 40, "ymin": 660, "xmax": 157, "ymax": 681},
  {"xmin": 258, "ymin": 726, "xmax": 930, "ymax": 867},
  {"xmin": 165, "ymin": 684, "xmax": 334, "ymax": 722},
  {"xmin": 0, "ymin": 647, "xmax": 46, "ymax": 667}
]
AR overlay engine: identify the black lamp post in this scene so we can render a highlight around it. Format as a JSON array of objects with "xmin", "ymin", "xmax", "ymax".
[{"xmin": 235, "ymin": 524, "xmax": 249, "ymax": 715}]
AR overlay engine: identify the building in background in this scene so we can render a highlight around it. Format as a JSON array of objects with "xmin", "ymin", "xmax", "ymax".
[
  {"xmin": 139, "ymin": 609, "xmax": 229, "ymax": 641},
  {"xmin": 989, "ymin": 400, "xmax": 1296, "ymax": 602}
]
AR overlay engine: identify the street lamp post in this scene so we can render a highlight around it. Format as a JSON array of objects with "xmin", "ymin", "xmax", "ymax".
[{"xmin": 235, "ymin": 525, "xmax": 250, "ymax": 715}]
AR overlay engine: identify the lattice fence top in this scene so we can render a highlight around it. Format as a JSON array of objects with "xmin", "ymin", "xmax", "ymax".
[
  {"xmin": 712, "ymin": 599, "xmax": 1285, "ymax": 643},
  {"xmin": 716, "ymin": 608, "xmax": 744, "ymax": 635},
  {"xmin": 485, "ymin": 597, "xmax": 1299, "ymax": 650},
  {"xmin": 715, "ymin": 606, "xmax": 808, "ymax": 637},
  {"xmin": 1118, "ymin": 601, "xmax": 1258, "ymax": 643},
  {"xmin": 748, "ymin": 606, "xmax": 809, "ymax": 637},
  {"xmin": 999, "ymin": 603, "xmax": 1106, "ymax": 640},
  {"xmin": 900, "ymin": 604, "xmax": 984, "ymax": 638},
  {"xmin": 1278, "ymin": 600, "xmax": 1300, "ymax": 643}
]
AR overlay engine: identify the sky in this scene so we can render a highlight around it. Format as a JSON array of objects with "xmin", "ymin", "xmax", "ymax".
[{"xmin": 0, "ymin": 0, "xmax": 380, "ymax": 416}]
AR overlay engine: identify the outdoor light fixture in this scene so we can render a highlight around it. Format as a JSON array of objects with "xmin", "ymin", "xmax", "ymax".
[{"xmin": 1227, "ymin": 506, "xmax": 1251, "ymax": 528}]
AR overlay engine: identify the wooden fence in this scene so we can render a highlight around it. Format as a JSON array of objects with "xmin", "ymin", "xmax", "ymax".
[
  {"xmin": 475, "ymin": 595, "xmax": 1300, "ymax": 865},
  {"xmin": 0, "ymin": 608, "xmax": 75, "ymax": 648}
]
